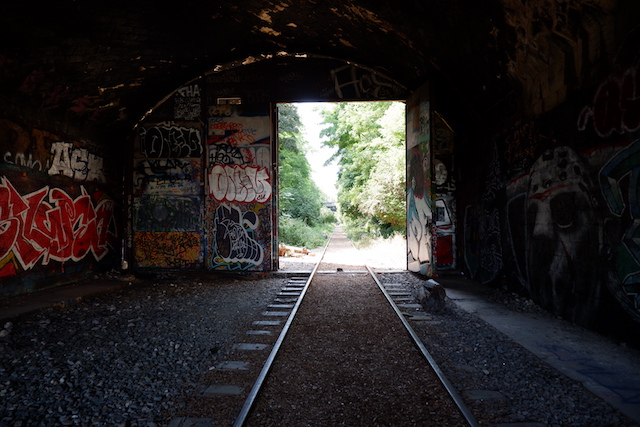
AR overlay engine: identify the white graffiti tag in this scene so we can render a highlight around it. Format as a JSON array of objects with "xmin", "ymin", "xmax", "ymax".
[
  {"xmin": 208, "ymin": 164, "xmax": 272, "ymax": 203},
  {"xmin": 48, "ymin": 142, "xmax": 106, "ymax": 183}
]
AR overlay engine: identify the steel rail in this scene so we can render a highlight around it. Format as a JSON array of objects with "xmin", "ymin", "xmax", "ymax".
[
  {"xmin": 366, "ymin": 265, "xmax": 480, "ymax": 427},
  {"xmin": 232, "ymin": 233, "xmax": 333, "ymax": 427}
]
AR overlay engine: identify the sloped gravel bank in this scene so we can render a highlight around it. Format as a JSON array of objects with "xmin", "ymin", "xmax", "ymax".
[
  {"xmin": 0, "ymin": 275, "xmax": 287, "ymax": 426},
  {"xmin": 379, "ymin": 271, "xmax": 639, "ymax": 427}
]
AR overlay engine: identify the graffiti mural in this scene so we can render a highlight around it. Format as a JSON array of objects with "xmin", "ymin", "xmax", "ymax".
[
  {"xmin": 434, "ymin": 195, "xmax": 455, "ymax": 268},
  {"xmin": 0, "ymin": 119, "xmax": 59, "ymax": 172},
  {"xmin": 174, "ymin": 84, "xmax": 202, "ymax": 121},
  {"xmin": 134, "ymin": 196, "xmax": 201, "ymax": 233},
  {"xmin": 210, "ymin": 203, "xmax": 264, "ymax": 269},
  {"xmin": 134, "ymin": 158, "xmax": 201, "ymax": 195},
  {"xmin": 464, "ymin": 142, "xmax": 504, "ymax": 285},
  {"xmin": 208, "ymin": 144, "xmax": 271, "ymax": 168},
  {"xmin": 131, "ymin": 121, "xmax": 204, "ymax": 269},
  {"xmin": 4, "ymin": 151, "xmax": 49, "ymax": 172},
  {"xmin": 432, "ymin": 112, "xmax": 456, "ymax": 270},
  {"xmin": 134, "ymin": 232, "xmax": 201, "ymax": 268},
  {"xmin": 507, "ymin": 146, "xmax": 604, "ymax": 322},
  {"xmin": 496, "ymin": 58, "xmax": 640, "ymax": 328},
  {"xmin": 208, "ymin": 164, "xmax": 272, "ymax": 203},
  {"xmin": 137, "ymin": 123, "xmax": 203, "ymax": 158},
  {"xmin": 578, "ymin": 62, "xmax": 640, "ymax": 138},
  {"xmin": 329, "ymin": 64, "xmax": 405, "ymax": 100},
  {"xmin": 205, "ymin": 105, "xmax": 273, "ymax": 271},
  {"xmin": 0, "ymin": 177, "xmax": 116, "ymax": 274},
  {"xmin": 48, "ymin": 142, "xmax": 106, "ymax": 183},
  {"xmin": 406, "ymin": 90, "xmax": 433, "ymax": 275},
  {"xmin": 599, "ymin": 140, "xmax": 640, "ymax": 322},
  {"xmin": 207, "ymin": 110, "xmax": 270, "ymax": 146},
  {"xmin": 1, "ymin": 120, "xmax": 107, "ymax": 182}
]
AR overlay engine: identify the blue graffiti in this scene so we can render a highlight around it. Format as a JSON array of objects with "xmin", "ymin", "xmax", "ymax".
[
  {"xmin": 211, "ymin": 203, "xmax": 264, "ymax": 270},
  {"xmin": 600, "ymin": 140, "xmax": 640, "ymax": 306}
]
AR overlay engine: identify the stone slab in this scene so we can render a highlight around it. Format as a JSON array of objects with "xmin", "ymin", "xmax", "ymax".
[
  {"xmin": 404, "ymin": 313, "xmax": 435, "ymax": 321},
  {"xmin": 262, "ymin": 311, "xmax": 290, "ymax": 316},
  {"xmin": 274, "ymin": 298, "xmax": 298, "ymax": 303},
  {"xmin": 212, "ymin": 361, "xmax": 250, "ymax": 370},
  {"xmin": 233, "ymin": 343, "xmax": 269, "ymax": 351},
  {"xmin": 167, "ymin": 417, "xmax": 215, "ymax": 427},
  {"xmin": 253, "ymin": 320, "xmax": 281, "ymax": 326},
  {"xmin": 200, "ymin": 385, "xmax": 244, "ymax": 396},
  {"xmin": 398, "ymin": 303, "xmax": 422, "ymax": 309},
  {"xmin": 387, "ymin": 291, "xmax": 411, "ymax": 296},
  {"xmin": 246, "ymin": 330, "xmax": 273, "ymax": 335},
  {"xmin": 268, "ymin": 304, "xmax": 295, "ymax": 309}
]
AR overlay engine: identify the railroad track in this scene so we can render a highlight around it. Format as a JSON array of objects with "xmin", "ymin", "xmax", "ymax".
[{"xmin": 169, "ymin": 228, "xmax": 478, "ymax": 426}]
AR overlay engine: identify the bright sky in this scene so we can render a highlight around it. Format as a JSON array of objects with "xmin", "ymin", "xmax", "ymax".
[{"xmin": 294, "ymin": 102, "xmax": 339, "ymax": 201}]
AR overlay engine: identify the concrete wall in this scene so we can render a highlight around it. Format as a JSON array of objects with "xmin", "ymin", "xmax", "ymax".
[
  {"xmin": 459, "ymin": 31, "xmax": 640, "ymax": 341},
  {"xmin": 0, "ymin": 119, "xmax": 119, "ymax": 297},
  {"xmin": 126, "ymin": 57, "xmax": 407, "ymax": 273}
]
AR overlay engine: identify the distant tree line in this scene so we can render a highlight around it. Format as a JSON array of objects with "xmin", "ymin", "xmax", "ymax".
[
  {"xmin": 320, "ymin": 101, "xmax": 406, "ymax": 242},
  {"xmin": 278, "ymin": 103, "xmax": 335, "ymax": 248}
]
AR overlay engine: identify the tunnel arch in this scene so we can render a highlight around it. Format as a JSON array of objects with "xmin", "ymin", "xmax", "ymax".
[{"xmin": 125, "ymin": 53, "xmax": 423, "ymax": 273}]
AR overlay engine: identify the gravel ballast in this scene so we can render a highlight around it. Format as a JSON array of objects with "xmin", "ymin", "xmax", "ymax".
[
  {"xmin": 380, "ymin": 271, "xmax": 639, "ymax": 426},
  {"xmin": 0, "ymin": 275, "xmax": 287, "ymax": 426},
  {"xmin": 1, "ymin": 234, "xmax": 639, "ymax": 425}
]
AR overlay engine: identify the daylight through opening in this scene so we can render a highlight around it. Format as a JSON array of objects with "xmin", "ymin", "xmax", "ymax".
[{"xmin": 277, "ymin": 101, "xmax": 407, "ymax": 270}]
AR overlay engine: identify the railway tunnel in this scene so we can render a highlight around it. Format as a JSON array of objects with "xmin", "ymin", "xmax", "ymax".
[{"xmin": 1, "ymin": 0, "xmax": 640, "ymax": 346}]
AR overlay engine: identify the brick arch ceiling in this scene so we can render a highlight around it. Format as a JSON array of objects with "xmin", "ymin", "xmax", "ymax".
[{"xmin": 1, "ymin": 0, "xmax": 636, "ymax": 142}]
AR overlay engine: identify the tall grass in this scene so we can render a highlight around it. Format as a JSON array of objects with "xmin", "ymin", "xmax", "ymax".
[{"xmin": 279, "ymin": 207, "xmax": 336, "ymax": 249}]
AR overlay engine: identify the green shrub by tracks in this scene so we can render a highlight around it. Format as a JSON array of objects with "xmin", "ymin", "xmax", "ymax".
[{"xmin": 279, "ymin": 216, "xmax": 335, "ymax": 249}]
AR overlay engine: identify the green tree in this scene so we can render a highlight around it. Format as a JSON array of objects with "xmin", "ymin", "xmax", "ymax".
[
  {"xmin": 278, "ymin": 103, "xmax": 334, "ymax": 247},
  {"xmin": 320, "ymin": 102, "xmax": 406, "ymax": 238}
]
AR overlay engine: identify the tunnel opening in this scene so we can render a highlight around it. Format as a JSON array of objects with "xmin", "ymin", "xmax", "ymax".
[
  {"xmin": 276, "ymin": 101, "xmax": 407, "ymax": 271},
  {"xmin": 124, "ymin": 53, "xmax": 455, "ymax": 276}
]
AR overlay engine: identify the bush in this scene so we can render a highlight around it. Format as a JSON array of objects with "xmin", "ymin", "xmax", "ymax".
[
  {"xmin": 319, "ymin": 206, "xmax": 338, "ymax": 225},
  {"xmin": 279, "ymin": 216, "xmax": 333, "ymax": 249}
]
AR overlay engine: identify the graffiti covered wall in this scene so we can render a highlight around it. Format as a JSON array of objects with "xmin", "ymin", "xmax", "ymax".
[
  {"xmin": 132, "ymin": 120, "xmax": 204, "ymax": 269},
  {"xmin": 206, "ymin": 105, "xmax": 273, "ymax": 271},
  {"xmin": 462, "ymin": 54, "xmax": 640, "ymax": 336},
  {"xmin": 0, "ymin": 119, "xmax": 118, "ymax": 296},
  {"xmin": 432, "ymin": 112, "xmax": 456, "ymax": 270},
  {"xmin": 129, "ymin": 77, "xmax": 275, "ymax": 272},
  {"xmin": 406, "ymin": 85, "xmax": 433, "ymax": 276},
  {"xmin": 127, "ymin": 57, "xmax": 406, "ymax": 274}
]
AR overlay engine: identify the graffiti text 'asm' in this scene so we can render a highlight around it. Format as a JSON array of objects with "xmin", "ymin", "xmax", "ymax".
[{"xmin": 0, "ymin": 178, "xmax": 116, "ymax": 272}]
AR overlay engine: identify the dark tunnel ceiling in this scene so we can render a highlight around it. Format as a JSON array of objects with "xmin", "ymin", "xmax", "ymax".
[{"xmin": 1, "ymin": 0, "xmax": 637, "ymax": 137}]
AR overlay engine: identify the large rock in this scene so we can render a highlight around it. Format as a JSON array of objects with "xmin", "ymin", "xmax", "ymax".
[{"xmin": 417, "ymin": 279, "xmax": 446, "ymax": 312}]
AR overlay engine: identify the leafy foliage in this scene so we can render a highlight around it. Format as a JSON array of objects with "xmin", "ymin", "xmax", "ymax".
[
  {"xmin": 320, "ymin": 102, "xmax": 406, "ymax": 240},
  {"xmin": 278, "ymin": 103, "xmax": 336, "ymax": 248}
]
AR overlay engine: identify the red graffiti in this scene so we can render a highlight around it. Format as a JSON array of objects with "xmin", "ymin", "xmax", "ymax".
[
  {"xmin": 208, "ymin": 122, "xmax": 257, "ymax": 146},
  {"xmin": 528, "ymin": 184, "xmax": 571, "ymax": 203},
  {"xmin": 578, "ymin": 63, "xmax": 640, "ymax": 137},
  {"xmin": 210, "ymin": 122, "xmax": 245, "ymax": 132},
  {"xmin": 0, "ymin": 178, "xmax": 116, "ymax": 271}
]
